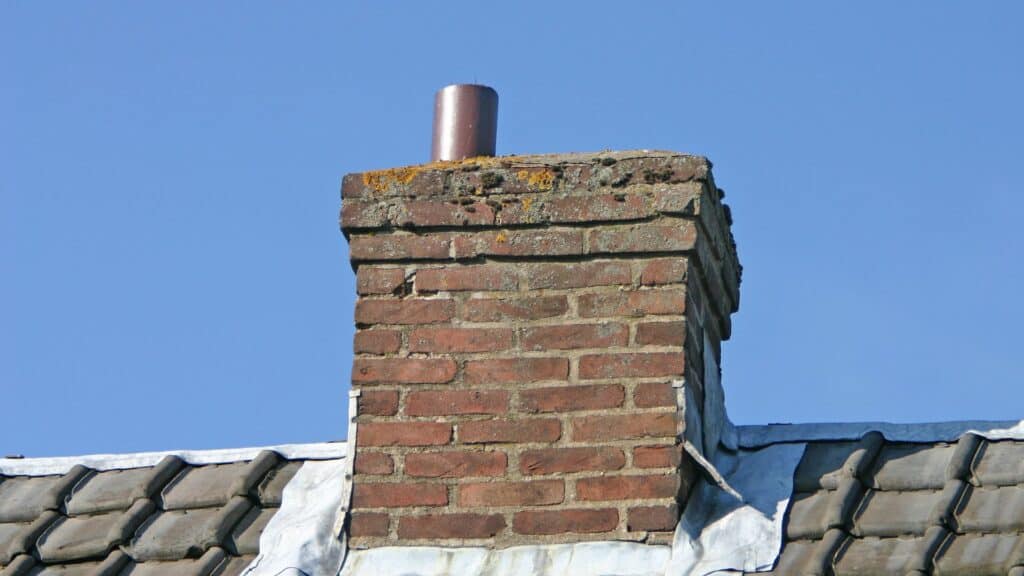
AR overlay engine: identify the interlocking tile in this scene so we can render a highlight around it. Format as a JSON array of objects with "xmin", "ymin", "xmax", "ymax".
[
  {"xmin": 956, "ymin": 485, "xmax": 1024, "ymax": 533},
  {"xmin": 25, "ymin": 561, "xmax": 103, "ymax": 575},
  {"xmin": 227, "ymin": 507, "xmax": 275, "ymax": 556},
  {"xmin": 36, "ymin": 499, "xmax": 154, "ymax": 564},
  {"xmin": 852, "ymin": 490, "xmax": 942, "ymax": 537},
  {"xmin": 934, "ymin": 533, "xmax": 1022, "ymax": 576},
  {"xmin": 161, "ymin": 452, "xmax": 277, "ymax": 511},
  {"xmin": 761, "ymin": 539, "xmax": 818, "ymax": 575},
  {"xmin": 257, "ymin": 461, "xmax": 302, "ymax": 507},
  {"xmin": 972, "ymin": 441, "xmax": 1024, "ymax": 487},
  {"xmin": 786, "ymin": 491, "xmax": 832, "ymax": 540},
  {"xmin": 65, "ymin": 458, "xmax": 181, "ymax": 517},
  {"xmin": 868, "ymin": 443, "xmax": 953, "ymax": 491},
  {"xmin": 793, "ymin": 442, "xmax": 860, "ymax": 492},
  {"xmin": 120, "ymin": 546, "xmax": 227, "ymax": 576},
  {"xmin": 212, "ymin": 555, "xmax": 255, "ymax": 576},
  {"xmin": 833, "ymin": 535, "xmax": 922, "ymax": 576},
  {"xmin": 0, "ymin": 476, "xmax": 66, "ymax": 523},
  {"xmin": 129, "ymin": 497, "xmax": 250, "ymax": 562}
]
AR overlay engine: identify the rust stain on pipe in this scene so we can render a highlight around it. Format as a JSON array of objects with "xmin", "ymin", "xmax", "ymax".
[{"xmin": 431, "ymin": 84, "xmax": 498, "ymax": 162}]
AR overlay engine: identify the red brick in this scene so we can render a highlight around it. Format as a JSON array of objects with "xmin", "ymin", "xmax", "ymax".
[
  {"xmin": 461, "ymin": 296, "xmax": 568, "ymax": 322},
  {"xmin": 578, "ymin": 290, "xmax": 685, "ymax": 318},
  {"xmin": 349, "ymin": 233, "xmax": 452, "ymax": 261},
  {"xmin": 415, "ymin": 265, "xmax": 517, "ymax": 292},
  {"xmin": 353, "ymin": 330, "xmax": 401, "ymax": 354},
  {"xmin": 635, "ymin": 321, "xmax": 685, "ymax": 346},
  {"xmin": 358, "ymin": 389, "xmax": 399, "ymax": 416},
  {"xmin": 513, "ymin": 509, "xmax": 618, "ymax": 535},
  {"xmin": 356, "ymin": 267, "xmax": 406, "ymax": 295},
  {"xmin": 459, "ymin": 419, "xmax": 561, "ymax": 444},
  {"xmin": 405, "ymin": 451, "xmax": 507, "ymax": 478},
  {"xmin": 521, "ymin": 324, "xmax": 627, "ymax": 351},
  {"xmin": 353, "ymin": 358, "xmax": 457, "ymax": 384},
  {"xmin": 633, "ymin": 382, "xmax": 676, "ymax": 408},
  {"xmin": 397, "ymin": 200, "xmax": 496, "ymax": 227},
  {"xmin": 628, "ymin": 504, "xmax": 679, "ymax": 531},
  {"xmin": 520, "ymin": 385, "xmax": 624, "ymax": 413},
  {"xmin": 353, "ymin": 452, "xmax": 395, "ymax": 475},
  {"xmin": 349, "ymin": 512, "xmax": 389, "ymax": 537},
  {"xmin": 546, "ymin": 194, "xmax": 653, "ymax": 223},
  {"xmin": 359, "ymin": 422, "xmax": 452, "ymax": 446},
  {"xmin": 398, "ymin": 513, "xmax": 505, "ymax": 540},
  {"xmin": 577, "ymin": 474, "xmax": 679, "ymax": 501},
  {"xmin": 588, "ymin": 223, "xmax": 696, "ymax": 254},
  {"xmin": 453, "ymin": 229, "xmax": 583, "ymax": 258},
  {"xmin": 464, "ymin": 358, "xmax": 569, "ymax": 384},
  {"xmin": 639, "ymin": 258, "xmax": 688, "ymax": 285},
  {"xmin": 353, "ymin": 483, "xmax": 448, "ymax": 508},
  {"xmin": 523, "ymin": 262, "xmax": 631, "ymax": 290},
  {"xmin": 354, "ymin": 299, "xmax": 454, "ymax": 325},
  {"xmin": 573, "ymin": 413, "xmax": 677, "ymax": 441},
  {"xmin": 341, "ymin": 200, "xmax": 387, "ymax": 229},
  {"xmin": 633, "ymin": 445, "xmax": 682, "ymax": 469},
  {"xmin": 519, "ymin": 447, "xmax": 626, "ymax": 476},
  {"xmin": 578, "ymin": 353, "xmax": 684, "ymax": 379},
  {"xmin": 409, "ymin": 327, "xmax": 513, "ymax": 353},
  {"xmin": 405, "ymin": 390, "xmax": 509, "ymax": 417},
  {"xmin": 459, "ymin": 480, "xmax": 564, "ymax": 507}
]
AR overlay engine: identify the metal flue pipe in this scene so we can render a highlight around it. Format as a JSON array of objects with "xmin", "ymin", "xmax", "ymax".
[{"xmin": 430, "ymin": 84, "xmax": 498, "ymax": 162}]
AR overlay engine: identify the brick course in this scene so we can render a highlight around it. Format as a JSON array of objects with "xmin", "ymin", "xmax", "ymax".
[{"xmin": 342, "ymin": 151, "xmax": 740, "ymax": 547}]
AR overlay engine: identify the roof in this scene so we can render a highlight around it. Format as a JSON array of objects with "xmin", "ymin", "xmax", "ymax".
[{"xmin": 0, "ymin": 443, "xmax": 347, "ymax": 576}]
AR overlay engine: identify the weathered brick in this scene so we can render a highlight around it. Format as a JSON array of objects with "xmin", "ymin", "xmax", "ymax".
[
  {"xmin": 579, "ymin": 353, "xmax": 684, "ymax": 379},
  {"xmin": 409, "ymin": 327, "xmax": 513, "ymax": 353},
  {"xmin": 573, "ymin": 413, "xmax": 677, "ymax": 441},
  {"xmin": 353, "ymin": 358, "xmax": 457, "ymax": 384},
  {"xmin": 577, "ymin": 474, "xmax": 680, "ymax": 501},
  {"xmin": 512, "ymin": 509, "xmax": 618, "ymax": 535},
  {"xmin": 359, "ymin": 422, "xmax": 452, "ymax": 446},
  {"xmin": 398, "ymin": 513, "xmax": 505, "ymax": 540},
  {"xmin": 588, "ymin": 223, "xmax": 696, "ymax": 254},
  {"xmin": 415, "ymin": 265, "xmax": 517, "ymax": 292},
  {"xmin": 546, "ymin": 194, "xmax": 653, "ymax": 223},
  {"xmin": 353, "ymin": 330, "xmax": 401, "ymax": 354},
  {"xmin": 523, "ymin": 261, "xmax": 631, "ymax": 290},
  {"xmin": 520, "ymin": 323, "xmax": 628, "ymax": 351},
  {"xmin": 356, "ymin": 267, "xmax": 406, "ymax": 295},
  {"xmin": 633, "ymin": 445, "xmax": 682, "ymax": 469},
  {"xmin": 464, "ymin": 358, "xmax": 569, "ymax": 384},
  {"xmin": 349, "ymin": 233, "xmax": 452, "ymax": 261},
  {"xmin": 349, "ymin": 512, "xmax": 389, "ymax": 537},
  {"xmin": 353, "ymin": 483, "xmax": 448, "ymax": 508},
  {"xmin": 396, "ymin": 200, "xmax": 496, "ymax": 227},
  {"xmin": 459, "ymin": 419, "xmax": 561, "ymax": 444},
  {"xmin": 459, "ymin": 480, "xmax": 564, "ymax": 507},
  {"xmin": 578, "ymin": 290, "xmax": 685, "ymax": 318},
  {"xmin": 461, "ymin": 296, "xmax": 569, "ymax": 322},
  {"xmin": 341, "ymin": 200, "xmax": 388, "ymax": 229},
  {"xmin": 635, "ymin": 321, "xmax": 685, "ymax": 346},
  {"xmin": 405, "ymin": 451, "xmax": 507, "ymax": 478},
  {"xmin": 453, "ymin": 229, "xmax": 583, "ymax": 258},
  {"xmin": 355, "ymin": 299, "xmax": 455, "ymax": 325},
  {"xmin": 353, "ymin": 452, "xmax": 395, "ymax": 475},
  {"xmin": 357, "ymin": 389, "xmax": 399, "ymax": 416},
  {"xmin": 519, "ymin": 447, "xmax": 626, "ymax": 476},
  {"xmin": 639, "ymin": 258, "xmax": 688, "ymax": 285},
  {"xmin": 405, "ymin": 389, "xmax": 509, "ymax": 417},
  {"xmin": 628, "ymin": 504, "xmax": 679, "ymax": 531},
  {"xmin": 520, "ymin": 385, "xmax": 624, "ymax": 413},
  {"xmin": 633, "ymin": 382, "xmax": 676, "ymax": 408}
]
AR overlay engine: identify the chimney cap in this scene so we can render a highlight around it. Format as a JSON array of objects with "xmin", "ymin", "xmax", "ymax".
[{"xmin": 430, "ymin": 84, "xmax": 498, "ymax": 162}]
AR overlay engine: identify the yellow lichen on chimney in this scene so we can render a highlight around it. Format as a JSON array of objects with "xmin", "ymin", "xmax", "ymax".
[
  {"xmin": 362, "ymin": 166, "xmax": 420, "ymax": 193},
  {"xmin": 516, "ymin": 169, "xmax": 555, "ymax": 191}
]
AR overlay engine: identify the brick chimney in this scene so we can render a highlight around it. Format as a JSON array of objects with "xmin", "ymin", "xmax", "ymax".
[{"xmin": 340, "ymin": 150, "xmax": 740, "ymax": 548}]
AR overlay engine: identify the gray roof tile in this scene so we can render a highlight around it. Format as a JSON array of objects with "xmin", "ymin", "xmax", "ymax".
[
  {"xmin": 793, "ymin": 441, "xmax": 860, "ymax": 492},
  {"xmin": 833, "ymin": 535, "xmax": 923, "ymax": 576},
  {"xmin": 0, "ymin": 477, "xmax": 66, "ymax": 524},
  {"xmin": 786, "ymin": 491, "xmax": 832, "ymax": 540},
  {"xmin": 934, "ymin": 533, "xmax": 1023, "ymax": 576},
  {"xmin": 119, "ymin": 547, "xmax": 226, "ymax": 576},
  {"xmin": 211, "ymin": 555, "xmax": 255, "ymax": 576},
  {"xmin": 65, "ymin": 458, "xmax": 182, "ymax": 517},
  {"xmin": 852, "ymin": 489, "xmax": 942, "ymax": 537},
  {"xmin": 161, "ymin": 452, "xmax": 278, "ymax": 511},
  {"xmin": 257, "ymin": 461, "xmax": 302, "ymax": 507},
  {"xmin": 35, "ymin": 510, "xmax": 123, "ymax": 563},
  {"xmin": 129, "ymin": 497, "xmax": 250, "ymax": 562},
  {"xmin": 868, "ymin": 443, "xmax": 953, "ymax": 491},
  {"xmin": 227, "ymin": 507, "xmax": 275, "ymax": 556},
  {"xmin": 955, "ymin": 485, "xmax": 1024, "ymax": 533},
  {"xmin": 972, "ymin": 441, "xmax": 1024, "ymax": 487}
]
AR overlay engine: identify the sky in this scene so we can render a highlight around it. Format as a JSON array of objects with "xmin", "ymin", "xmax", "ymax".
[{"xmin": 3, "ymin": 2, "xmax": 1023, "ymax": 458}]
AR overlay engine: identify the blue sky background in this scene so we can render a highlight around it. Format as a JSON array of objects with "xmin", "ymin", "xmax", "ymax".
[{"xmin": 3, "ymin": 2, "xmax": 1023, "ymax": 457}]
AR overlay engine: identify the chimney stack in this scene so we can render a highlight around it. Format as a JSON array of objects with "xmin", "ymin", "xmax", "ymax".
[
  {"xmin": 340, "ymin": 92, "xmax": 740, "ymax": 549},
  {"xmin": 430, "ymin": 84, "xmax": 498, "ymax": 162}
]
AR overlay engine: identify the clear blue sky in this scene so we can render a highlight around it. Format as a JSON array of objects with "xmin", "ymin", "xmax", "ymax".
[{"xmin": 3, "ymin": 2, "xmax": 1023, "ymax": 457}]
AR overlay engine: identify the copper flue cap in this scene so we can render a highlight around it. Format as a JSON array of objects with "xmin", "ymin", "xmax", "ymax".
[{"xmin": 431, "ymin": 84, "xmax": 498, "ymax": 162}]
